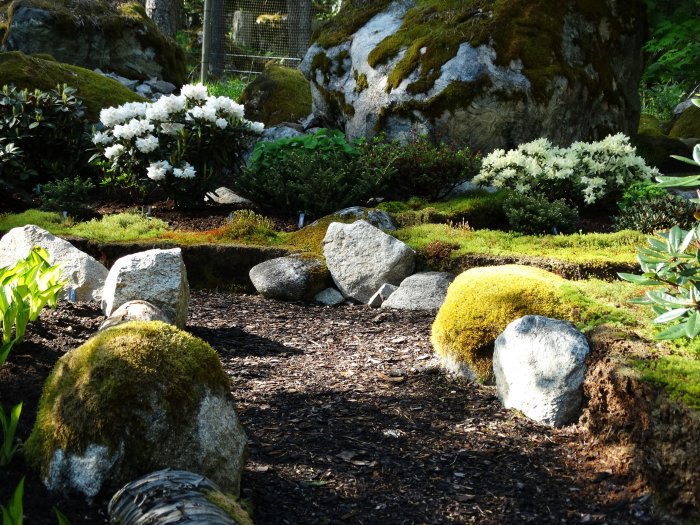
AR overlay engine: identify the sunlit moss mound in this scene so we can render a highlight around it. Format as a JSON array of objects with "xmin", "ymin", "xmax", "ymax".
[
  {"xmin": 431, "ymin": 265, "xmax": 573, "ymax": 382},
  {"xmin": 0, "ymin": 51, "xmax": 144, "ymax": 121},
  {"xmin": 239, "ymin": 63, "xmax": 312, "ymax": 126},
  {"xmin": 25, "ymin": 321, "xmax": 233, "ymax": 493},
  {"xmin": 670, "ymin": 104, "xmax": 700, "ymax": 139}
]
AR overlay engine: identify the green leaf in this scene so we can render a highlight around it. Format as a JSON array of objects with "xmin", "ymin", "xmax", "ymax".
[
  {"xmin": 684, "ymin": 311, "xmax": 700, "ymax": 338},
  {"xmin": 656, "ymin": 173, "xmax": 700, "ymax": 187},
  {"xmin": 655, "ymin": 322, "xmax": 691, "ymax": 340},
  {"xmin": 617, "ymin": 272, "xmax": 662, "ymax": 285},
  {"xmin": 653, "ymin": 307, "xmax": 690, "ymax": 324}
]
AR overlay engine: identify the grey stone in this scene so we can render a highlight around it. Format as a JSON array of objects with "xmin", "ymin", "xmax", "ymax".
[
  {"xmin": 101, "ymin": 248, "xmax": 189, "ymax": 328},
  {"xmin": 136, "ymin": 83, "xmax": 153, "ymax": 97},
  {"xmin": 249, "ymin": 255, "xmax": 330, "ymax": 301},
  {"xmin": 336, "ymin": 206, "xmax": 396, "ymax": 231},
  {"xmin": 323, "ymin": 220, "xmax": 415, "ymax": 304},
  {"xmin": 205, "ymin": 186, "xmax": 253, "ymax": 205},
  {"xmin": 674, "ymin": 99, "xmax": 695, "ymax": 117},
  {"xmin": 493, "ymin": 315, "xmax": 590, "ymax": 427},
  {"xmin": 368, "ymin": 283, "xmax": 397, "ymax": 308},
  {"xmin": 0, "ymin": 225, "xmax": 108, "ymax": 302},
  {"xmin": 314, "ymin": 287, "xmax": 345, "ymax": 306},
  {"xmin": 301, "ymin": 1, "xmax": 645, "ymax": 151},
  {"xmin": 382, "ymin": 272, "xmax": 454, "ymax": 311},
  {"xmin": 98, "ymin": 300, "xmax": 172, "ymax": 332},
  {"xmin": 144, "ymin": 78, "xmax": 177, "ymax": 94}
]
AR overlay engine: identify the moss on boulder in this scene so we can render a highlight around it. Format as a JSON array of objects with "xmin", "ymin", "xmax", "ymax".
[
  {"xmin": 670, "ymin": 104, "xmax": 700, "ymax": 139},
  {"xmin": 2, "ymin": 0, "xmax": 186, "ymax": 85},
  {"xmin": 0, "ymin": 51, "xmax": 144, "ymax": 121},
  {"xmin": 303, "ymin": 0, "xmax": 646, "ymax": 150},
  {"xmin": 431, "ymin": 265, "xmax": 576, "ymax": 383},
  {"xmin": 239, "ymin": 63, "xmax": 312, "ymax": 126},
  {"xmin": 25, "ymin": 321, "xmax": 248, "ymax": 499}
]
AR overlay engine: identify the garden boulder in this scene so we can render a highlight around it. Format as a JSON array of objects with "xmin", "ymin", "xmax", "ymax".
[
  {"xmin": 24, "ymin": 322, "xmax": 248, "ymax": 500},
  {"xmin": 368, "ymin": 283, "xmax": 397, "ymax": 308},
  {"xmin": 323, "ymin": 220, "xmax": 415, "ymax": 303},
  {"xmin": 493, "ymin": 315, "xmax": 590, "ymax": 427},
  {"xmin": 301, "ymin": 0, "xmax": 646, "ymax": 151},
  {"xmin": 335, "ymin": 206, "xmax": 396, "ymax": 231},
  {"xmin": 432, "ymin": 265, "xmax": 577, "ymax": 383},
  {"xmin": 382, "ymin": 272, "xmax": 454, "ymax": 311},
  {"xmin": 101, "ymin": 248, "xmax": 189, "ymax": 328},
  {"xmin": 2, "ymin": 1, "xmax": 186, "ymax": 86},
  {"xmin": 98, "ymin": 300, "xmax": 172, "ymax": 332},
  {"xmin": 249, "ymin": 255, "xmax": 330, "ymax": 301},
  {"xmin": 0, "ymin": 224, "xmax": 108, "ymax": 302},
  {"xmin": 314, "ymin": 287, "xmax": 346, "ymax": 306}
]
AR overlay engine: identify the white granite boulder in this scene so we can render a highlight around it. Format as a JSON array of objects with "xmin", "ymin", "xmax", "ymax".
[
  {"xmin": 101, "ymin": 248, "xmax": 189, "ymax": 328},
  {"xmin": 335, "ymin": 206, "xmax": 396, "ymax": 231},
  {"xmin": 98, "ymin": 300, "xmax": 172, "ymax": 332},
  {"xmin": 493, "ymin": 315, "xmax": 590, "ymax": 427},
  {"xmin": 382, "ymin": 272, "xmax": 454, "ymax": 311},
  {"xmin": 249, "ymin": 255, "xmax": 330, "ymax": 301},
  {"xmin": 322, "ymin": 220, "xmax": 415, "ymax": 304},
  {"xmin": 368, "ymin": 283, "xmax": 397, "ymax": 308},
  {"xmin": 0, "ymin": 225, "xmax": 108, "ymax": 302}
]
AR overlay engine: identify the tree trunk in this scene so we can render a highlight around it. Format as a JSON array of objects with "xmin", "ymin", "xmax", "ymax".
[
  {"xmin": 287, "ymin": 0, "xmax": 312, "ymax": 59},
  {"xmin": 209, "ymin": 0, "xmax": 226, "ymax": 78},
  {"xmin": 145, "ymin": 0, "xmax": 181, "ymax": 38}
]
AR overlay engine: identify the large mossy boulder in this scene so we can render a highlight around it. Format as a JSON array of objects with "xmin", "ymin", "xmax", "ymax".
[
  {"xmin": 2, "ymin": 0, "xmax": 186, "ymax": 85},
  {"xmin": 25, "ymin": 321, "xmax": 248, "ymax": 500},
  {"xmin": 431, "ymin": 265, "xmax": 577, "ymax": 383},
  {"xmin": 670, "ymin": 104, "xmax": 700, "ymax": 139},
  {"xmin": 239, "ymin": 63, "xmax": 312, "ymax": 126},
  {"xmin": 0, "ymin": 51, "xmax": 145, "ymax": 121},
  {"xmin": 302, "ymin": 1, "xmax": 646, "ymax": 150}
]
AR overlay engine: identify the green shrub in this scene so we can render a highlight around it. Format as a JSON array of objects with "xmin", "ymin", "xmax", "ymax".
[
  {"xmin": 617, "ymin": 181, "xmax": 670, "ymax": 210},
  {"xmin": 39, "ymin": 176, "xmax": 96, "ymax": 218},
  {"xmin": 368, "ymin": 135, "xmax": 481, "ymax": 200},
  {"xmin": 613, "ymin": 195, "xmax": 696, "ymax": 233},
  {"xmin": 0, "ymin": 84, "xmax": 93, "ymax": 192},
  {"xmin": 1, "ymin": 477, "xmax": 23, "ymax": 525},
  {"xmin": 237, "ymin": 129, "xmax": 394, "ymax": 217},
  {"xmin": 503, "ymin": 193, "xmax": 579, "ymax": 235},
  {"xmin": 212, "ymin": 209, "xmax": 278, "ymax": 243},
  {"xmin": 69, "ymin": 213, "xmax": 168, "ymax": 243}
]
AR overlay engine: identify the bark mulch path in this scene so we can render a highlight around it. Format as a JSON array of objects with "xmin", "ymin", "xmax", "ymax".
[{"xmin": 0, "ymin": 291, "xmax": 671, "ymax": 524}]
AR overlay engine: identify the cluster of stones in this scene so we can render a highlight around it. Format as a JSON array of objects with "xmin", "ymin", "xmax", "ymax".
[{"xmin": 94, "ymin": 68, "xmax": 178, "ymax": 100}]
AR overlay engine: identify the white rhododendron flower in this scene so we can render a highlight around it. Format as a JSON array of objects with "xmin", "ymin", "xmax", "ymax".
[
  {"xmin": 136, "ymin": 134, "xmax": 159, "ymax": 153},
  {"xmin": 104, "ymin": 144, "xmax": 124, "ymax": 160},
  {"xmin": 92, "ymin": 131, "xmax": 112, "ymax": 145},
  {"xmin": 173, "ymin": 162, "xmax": 196, "ymax": 179},
  {"xmin": 160, "ymin": 122, "xmax": 185, "ymax": 135},
  {"xmin": 146, "ymin": 160, "xmax": 172, "ymax": 181},
  {"xmin": 181, "ymin": 83, "xmax": 209, "ymax": 101},
  {"xmin": 249, "ymin": 121, "xmax": 265, "ymax": 134},
  {"xmin": 215, "ymin": 118, "xmax": 228, "ymax": 129}
]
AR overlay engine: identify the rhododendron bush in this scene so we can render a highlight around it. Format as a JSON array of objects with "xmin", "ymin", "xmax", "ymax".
[{"xmin": 93, "ymin": 83, "xmax": 264, "ymax": 207}]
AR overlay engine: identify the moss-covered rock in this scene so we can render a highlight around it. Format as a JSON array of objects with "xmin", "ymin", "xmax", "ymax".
[
  {"xmin": 25, "ymin": 321, "xmax": 248, "ymax": 500},
  {"xmin": 632, "ymin": 133, "xmax": 694, "ymax": 173},
  {"xmin": 239, "ymin": 63, "xmax": 312, "ymax": 126},
  {"xmin": 302, "ymin": 0, "xmax": 646, "ymax": 151},
  {"xmin": 670, "ymin": 104, "xmax": 700, "ymax": 139},
  {"xmin": 2, "ymin": 0, "xmax": 186, "ymax": 85},
  {"xmin": 0, "ymin": 51, "xmax": 144, "ymax": 121},
  {"xmin": 431, "ymin": 265, "xmax": 576, "ymax": 383}
]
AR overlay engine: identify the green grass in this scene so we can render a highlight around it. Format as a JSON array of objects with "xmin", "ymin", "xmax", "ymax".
[
  {"xmin": 395, "ymin": 224, "xmax": 644, "ymax": 264},
  {"xmin": 0, "ymin": 210, "xmax": 72, "ymax": 234},
  {"xmin": 206, "ymin": 77, "xmax": 249, "ymax": 101}
]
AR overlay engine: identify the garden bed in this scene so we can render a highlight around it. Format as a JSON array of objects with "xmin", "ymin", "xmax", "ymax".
[{"xmin": 0, "ymin": 292, "xmax": 688, "ymax": 525}]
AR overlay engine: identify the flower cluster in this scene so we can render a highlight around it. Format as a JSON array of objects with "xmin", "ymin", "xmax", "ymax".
[
  {"xmin": 473, "ymin": 134, "xmax": 659, "ymax": 206},
  {"xmin": 93, "ymin": 83, "xmax": 264, "ymax": 207}
]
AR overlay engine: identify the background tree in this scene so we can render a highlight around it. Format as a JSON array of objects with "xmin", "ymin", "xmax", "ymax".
[
  {"xmin": 287, "ymin": 0, "xmax": 312, "ymax": 59},
  {"xmin": 146, "ymin": 0, "xmax": 182, "ymax": 38}
]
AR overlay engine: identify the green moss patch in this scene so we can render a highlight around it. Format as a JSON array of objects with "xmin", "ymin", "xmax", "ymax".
[
  {"xmin": 636, "ymin": 354, "xmax": 700, "ymax": 410},
  {"xmin": 239, "ymin": 64, "xmax": 312, "ymax": 126},
  {"xmin": 670, "ymin": 104, "xmax": 700, "ymax": 139},
  {"xmin": 24, "ymin": 321, "xmax": 231, "ymax": 473},
  {"xmin": 0, "ymin": 51, "xmax": 145, "ymax": 121}
]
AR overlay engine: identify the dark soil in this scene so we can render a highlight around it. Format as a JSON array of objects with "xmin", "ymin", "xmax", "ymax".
[{"xmin": 0, "ymin": 292, "xmax": 675, "ymax": 525}]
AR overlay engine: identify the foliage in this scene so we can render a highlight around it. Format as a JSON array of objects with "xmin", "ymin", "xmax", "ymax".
[
  {"xmin": 619, "ymin": 225, "xmax": 700, "ymax": 339},
  {"xmin": 417, "ymin": 240, "xmax": 459, "ymax": 271},
  {"xmin": 0, "ymin": 84, "xmax": 92, "ymax": 192},
  {"xmin": 637, "ymin": 354, "xmax": 700, "ymax": 409},
  {"xmin": 613, "ymin": 195, "xmax": 697, "ymax": 233},
  {"xmin": 211, "ymin": 210, "xmax": 278, "ymax": 244},
  {"xmin": 39, "ymin": 176, "xmax": 96, "ymax": 218},
  {"xmin": 503, "ymin": 193, "xmax": 578, "ymax": 235},
  {"xmin": 93, "ymin": 83, "xmax": 263, "ymax": 208},
  {"xmin": 617, "ymin": 181, "xmax": 670, "ymax": 210},
  {"xmin": 0, "ymin": 211, "xmax": 70, "ymax": 235},
  {"xmin": 237, "ymin": 129, "xmax": 394, "ymax": 217},
  {"xmin": 365, "ymin": 135, "xmax": 482, "ymax": 200},
  {"xmin": 0, "ymin": 247, "xmax": 65, "ymax": 368},
  {"xmin": 0, "ymin": 402, "xmax": 21, "ymax": 466},
  {"xmin": 643, "ymin": 0, "xmax": 700, "ymax": 92},
  {"xmin": 473, "ymin": 134, "xmax": 658, "ymax": 208},
  {"xmin": 639, "ymin": 81, "xmax": 687, "ymax": 121},
  {"xmin": 1, "ymin": 477, "xmax": 23, "ymax": 525},
  {"xmin": 206, "ymin": 78, "xmax": 248, "ymax": 101},
  {"xmin": 54, "ymin": 509, "xmax": 71, "ymax": 525},
  {"xmin": 69, "ymin": 213, "xmax": 168, "ymax": 243}
]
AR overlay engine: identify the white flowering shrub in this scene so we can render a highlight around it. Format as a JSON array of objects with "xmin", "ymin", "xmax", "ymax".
[
  {"xmin": 473, "ymin": 134, "xmax": 660, "ymax": 206},
  {"xmin": 93, "ymin": 83, "xmax": 264, "ymax": 207}
]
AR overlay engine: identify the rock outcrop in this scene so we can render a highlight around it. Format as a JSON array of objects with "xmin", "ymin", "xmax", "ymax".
[
  {"xmin": 493, "ymin": 315, "xmax": 589, "ymax": 427},
  {"xmin": 2, "ymin": 1, "xmax": 186, "ymax": 86},
  {"xmin": 301, "ymin": 0, "xmax": 646, "ymax": 151},
  {"xmin": 0, "ymin": 225, "xmax": 108, "ymax": 302},
  {"xmin": 322, "ymin": 220, "xmax": 415, "ymax": 303}
]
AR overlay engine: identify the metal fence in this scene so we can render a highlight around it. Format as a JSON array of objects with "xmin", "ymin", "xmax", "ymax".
[{"xmin": 200, "ymin": 0, "xmax": 313, "ymax": 79}]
